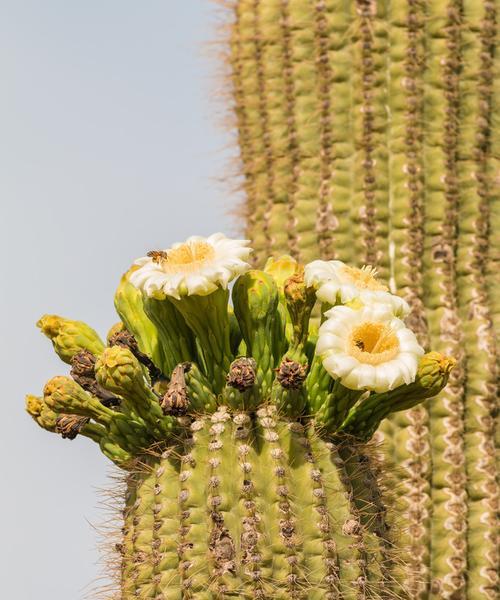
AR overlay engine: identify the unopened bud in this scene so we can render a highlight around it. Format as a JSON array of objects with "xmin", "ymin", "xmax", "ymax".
[
  {"xmin": 264, "ymin": 255, "xmax": 299, "ymax": 289},
  {"xmin": 37, "ymin": 315, "xmax": 105, "ymax": 364},
  {"xmin": 108, "ymin": 329, "xmax": 162, "ymax": 381},
  {"xmin": 70, "ymin": 350, "xmax": 119, "ymax": 406},
  {"xmin": 226, "ymin": 357, "xmax": 257, "ymax": 392},
  {"xmin": 25, "ymin": 395, "xmax": 58, "ymax": 432},
  {"xmin": 42, "ymin": 376, "xmax": 112, "ymax": 425},
  {"xmin": 284, "ymin": 267, "xmax": 316, "ymax": 345},
  {"xmin": 25, "ymin": 394, "xmax": 43, "ymax": 419},
  {"xmin": 95, "ymin": 346, "xmax": 146, "ymax": 397},
  {"xmin": 416, "ymin": 352, "xmax": 456, "ymax": 393}
]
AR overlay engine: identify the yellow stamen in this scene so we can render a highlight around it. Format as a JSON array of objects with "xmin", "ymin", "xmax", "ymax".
[
  {"xmin": 340, "ymin": 264, "xmax": 388, "ymax": 291},
  {"xmin": 348, "ymin": 322, "xmax": 399, "ymax": 365},
  {"xmin": 158, "ymin": 241, "xmax": 215, "ymax": 274}
]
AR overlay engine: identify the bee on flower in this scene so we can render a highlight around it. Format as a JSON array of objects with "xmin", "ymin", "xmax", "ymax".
[
  {"xmin": 129, "ymin": 233, "xmax": 252, "ymax": 299},
  {"xmin": 316, "ymin": 303, "xmax": 424, "ymax": 392}
]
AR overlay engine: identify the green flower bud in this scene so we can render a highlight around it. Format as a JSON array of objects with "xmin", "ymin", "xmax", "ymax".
[
  {"xmin": 284, "ymin": 267, "xmax": 316, "ymax": 347},
  {"xmin": 233, "ymin": 270, "xmax": 282, "ymax": 397},
  {"xmin": 37, "ymin": 315, "xmax": 105, "ymax": 364},
  {"xmin": 411, "ymin": 351, "xmax": 456, "ymax": 397},
  {"xmin": 95, "ymin": 345, "xmax": 148, "ymax": 398},
  {"xmin": 264, "ymin": 255, "xmax": 299, "ymax": 290},
  {"xmin": 95, "ymin": 346, "xmax": 174, "ymax": 438},
  {"xmin": 25, "ymin": 394, "xmax": 43, "ymax": 419},
  {"xmin": 43, "ymin": 376, "xmax": 113, "ymax": 425},
  {"xmin": 25, "ymin": 394, "xmax": 58, "ymax": 432}
]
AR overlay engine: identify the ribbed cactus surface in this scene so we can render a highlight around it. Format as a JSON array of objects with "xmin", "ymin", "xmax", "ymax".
[
  {"xmin": 28, "ymin": 238, "xmax": 453, "ymax": 599},
  {"xmin": 120, "ymin": 410, "xmax": 396, "ymax": 599},
  {"xmin": 226, "ymin": 1, "xmax": 499, "ymax": 598}
]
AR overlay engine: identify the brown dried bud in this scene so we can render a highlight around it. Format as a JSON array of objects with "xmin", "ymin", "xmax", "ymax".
[
  {"xmin": 276, "ymin": 357, "xmax": 308, "ymax": 390},
  {"xmin": 55, "ymin": 414, "xmax": 89, "ymax": 439},
  {"xmin": 70, "ymin": 350, "xmax": 119, "ymax": 407},
  {"xmin": 108, "ymin": 329, "xmax": 139, "ymax": 354},
  {"xmin": 108, "ymin": 329, "xmax": 162, "ymax": 382},
  {"xmin": 226, "ymin": 357, "xmax": 257, "ymax": 392},
  {"xmin": 70, "ymin": 349, "xmax": 97, "ymax": 386},
  {"xmin": 161, "ymin": 363, "xmax": 191, "ymax": 416}
]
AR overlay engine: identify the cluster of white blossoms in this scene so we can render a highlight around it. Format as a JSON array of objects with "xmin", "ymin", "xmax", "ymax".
[
  {"xmin": 305, "ymin": 260, "xmax": 424, "ymax": 392},
  {"xmin": 129, "ymin": 233, "xmax": 424, "ymax": 393}
]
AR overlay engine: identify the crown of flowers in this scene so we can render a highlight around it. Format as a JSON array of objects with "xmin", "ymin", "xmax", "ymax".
[{"xmin": 28, "ymin": 233, "xmax": 454, "ymax": 465}]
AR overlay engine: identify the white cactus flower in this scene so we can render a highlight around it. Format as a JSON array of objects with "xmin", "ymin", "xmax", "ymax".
[
  {"xmin": 317, "ymin": 303, "xmax": 424, "ymax": 392},
  {"xmin": 304, "ymin": 259, "xmax": 410, "ymax": 317},
  {"xmin": 129, "ymin": 233, "xmax": 252, "ymax": 299}
]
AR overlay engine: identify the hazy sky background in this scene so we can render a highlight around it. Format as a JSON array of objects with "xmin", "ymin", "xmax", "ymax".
[{"xmin": 0, "ymin": 2, "xmax": 238, "ymax": 597}]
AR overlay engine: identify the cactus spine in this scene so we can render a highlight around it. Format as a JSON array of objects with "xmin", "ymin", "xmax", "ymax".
[
  {"xmin": 29, "ymin": 237, "xmax": 453, "ymax": 598},
  {"xmin": 226, "ymin": 1, "xmax": 499, "ymax": 598}
]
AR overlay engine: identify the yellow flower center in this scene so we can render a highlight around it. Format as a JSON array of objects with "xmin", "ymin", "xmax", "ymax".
[
  {"xmin": 157, "ymin": 241, "xmax": 215, "ymax": 273},
  {"xmin": 348, "ymin": 322, "xmax": 399, "ymax": 365},
  {"xmin": 340, "ymin": 265, "xmax": 388, "ymax": 291}
]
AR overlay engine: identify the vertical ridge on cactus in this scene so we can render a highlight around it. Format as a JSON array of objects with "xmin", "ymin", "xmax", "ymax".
[
  {"xmin": 224, "ymin": 1, "xmax": 499, "ymax": 598},
  {"xmin": 28, "ymin": 233, "xmax": 455, "ymax": 598}
]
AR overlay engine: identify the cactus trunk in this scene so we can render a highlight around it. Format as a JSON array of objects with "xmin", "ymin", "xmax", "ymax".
[
  {"xmin": 226, "ymin": 1, "xmax": 499, "ymax": 598},
  {"xmin": 120, "ymin": 409, "xmax": 397, "ymax": 599}
]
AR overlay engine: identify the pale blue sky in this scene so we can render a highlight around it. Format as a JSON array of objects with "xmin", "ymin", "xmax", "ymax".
[{"xmin": 0, "ymin": 2, "xmax": 238, "ymax": 597}]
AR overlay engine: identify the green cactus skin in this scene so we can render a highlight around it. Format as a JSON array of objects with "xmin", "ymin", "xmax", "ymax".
[
  {"xmin": 119, "ymin": 411, "xmax": 402, "ymax": 600},
  {"xmin": 28, "ymin": 257, "xmax": 452, "ymax": 598},
  {"xmin": 225, "ymin": 1, "xmax": 499, "ymax": 598}
]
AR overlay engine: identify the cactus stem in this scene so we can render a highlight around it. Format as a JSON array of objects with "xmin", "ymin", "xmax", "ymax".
[
  {"xmin": 252, "ymin": 0, "xmax": 275, "ymax": 263},
  {"xmin": 277, "ymin": 0, "xmax": 300, "ymax": 261},
  {"xmin": 423, "ymin": 2, "xmax": 468, "ymax": 596},
  {"xmin": 459, "ymin": 1, "xmax": 499, "ymax": 596},
  {"xmin": 312, "ymin": 0, "xmax": 336, "ymax": 261}
]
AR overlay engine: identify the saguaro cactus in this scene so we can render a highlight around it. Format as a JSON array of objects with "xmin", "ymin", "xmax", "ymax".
[
  {"xmin": 225, "ymin": 1, "xmax": 499, "ymax": 598},
  {"xmin": 29, "ymin": 234, "xmax": 453, "ymax": 598}
]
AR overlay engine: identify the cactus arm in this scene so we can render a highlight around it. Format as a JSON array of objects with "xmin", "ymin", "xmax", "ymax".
[
  {"xmin": 488, "ymin": 1, "xmax": 500, "ymax": 345},
  {"xmin": 458, "ymin": 2, "xmax": 500, "ymax": 597},
  {"xmin": 354, "ymin": 1, "xmax": 391, "ymax": 281},
  {"xmin": 382, "ymin": 1, "xmax": 432, "ymax": 594},
  {"xmin": 420, "ymin": 3, "xmax": 468, "ymax": 597},
  {"xmin": 237, "ymin": 0, "xmax": 276, "ymax": 265}
]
